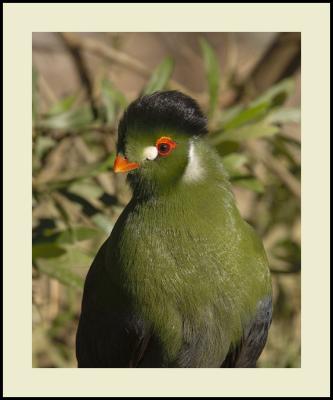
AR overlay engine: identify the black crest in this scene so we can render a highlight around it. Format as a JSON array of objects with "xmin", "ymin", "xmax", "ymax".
[{"xmin": 117, "ymin": 91, "xmax": 208, "ymax": 151}]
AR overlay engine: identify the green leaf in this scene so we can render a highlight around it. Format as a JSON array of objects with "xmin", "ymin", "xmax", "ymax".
[
  {"xmin": 35, "ymin": 136, "xmax": 57, "ymax": 159},
  {"xmin": 231, "ymin": 176, "xmax": 265, "ymax": 193},
  {"xmin": 223, "ymin": 101, "xmax": 271, "ymax": 131},
  {"xmin": 143, "ymin": 57, "xmax": 174, "ymax": 95},
  {"xmin": 37, "ymin": 260, "xmax": 84, "ymax": 290},
  {"xmin": 216, "ymin": 78, "xmax": 296, "ymax": 133},
  {"xmin": 199, "ymin": 37, "xmax": 220, "ymax": 117},
  {"xmin": 32, "ymin": 243, "xmax": 66, "ymax": 260},
  {"xmin": 209, "ymin": 122, "xmax": 280, "ymax": 145},
  {"xmin": 34, "ymin": 244, "xmax": 95, "ymax": 289},
  {"xmin": 54, "ymin": 226, "xmax": 102, "ymax": 245},
  {"xmin": 47, "ymin": 94, "xmax": 77, "ymax": 116},
  {"xmin": 39, "ymin": 106, "xmax": 94, "ymax": 131},
  {"xmin": 218, "ymin": 104, "xmax": 243, "ymax": 127},
  {"xmin": 250, "ymin": 78, "xmax": 295, "ymax": 108},
  {"xmin": 271, "ymin": 239, "xmax": 301, "ymax": 265},
  {"xmin": 101, "ymin": 79, "xmax": 127, "ymax": 125},
  {"xmin": 214, "ymin": 140, "xmax": 240, "ymax": 157},
  {"xmin": 91, "ymin": 213, "xmax": 114, "ymax": 234},
  {"xmin": 222, "ymin": 153, "xmax": 248, "ymax": 176},
  {"xmin": 93, "ymin": 153, "xmax": 116, "ymax": 173},
  {"xmin": 36, "ymin": 153, "xmax": 115, "ymax": 192},
  {"xmin": 266, "ymin": 107, "xmax": 301, "ymax": 125},
  {"xmin": 58, "ymin": 247, "xmax": 93, "ymax": 267},
  {"xmin": 68, "ymin": 179, "xmax": 104, "ymax": 200},
  {"xmin": 48, "ymin": 308, "xmax": 76, "ymax": 336},
  {"xmin": 272, "ymin": 135, "xmax": 300, "ymax": 167}
]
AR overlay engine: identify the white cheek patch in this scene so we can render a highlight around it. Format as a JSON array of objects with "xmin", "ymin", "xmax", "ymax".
[
  {"xmin": 143, "ymin": 146, "xmax": 158, "ymax": 161},
  {"xmin": 183, "ymin": 141, "xmax": 204, "ymax": 182}
]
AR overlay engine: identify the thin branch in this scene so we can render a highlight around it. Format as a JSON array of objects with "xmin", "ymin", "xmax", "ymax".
[
  {"xmin": 236, "ymin": 32, "xmax": 301, "ymax": 102},
  {"xmin": 58, "ymin": 33, "xmax": 99, "ymax": 119},
  {"xmin": 73, "ymin": 136, "xmax": 115, "ymax": 195},
  {"xmin": 38, "ymin": 73, "xmax": 58, "ymax": 106},
  {"xmin": 247, "ymin": 141, "xmax": 301, "ymax": 199},
  {"xmin": 51, "ymin": 191, "xmax": 93, "ymax": 226},
  {"xmin": 59, "ymin": 32, "xmax": 203, "ymax": 102}
]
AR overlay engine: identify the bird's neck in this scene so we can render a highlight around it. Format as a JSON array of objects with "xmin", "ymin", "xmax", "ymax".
[{"xmin": 131, "ymin": 139, "xmax": 236, "ymax": 208}]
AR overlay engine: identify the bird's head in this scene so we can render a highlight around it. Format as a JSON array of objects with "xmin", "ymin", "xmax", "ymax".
[{"xmin": 114, "ymin": 91, "xmax": 208, "ymax": 197}]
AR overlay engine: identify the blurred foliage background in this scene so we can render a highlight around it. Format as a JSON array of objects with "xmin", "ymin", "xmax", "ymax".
[{"xmin": 32, "ymin": 32, "xmax": 301, "ymax": 368}]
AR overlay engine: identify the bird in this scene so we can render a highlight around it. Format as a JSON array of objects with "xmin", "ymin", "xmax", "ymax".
[{"xmin": 76, "ymin": 90, "xmax": 272, "ymax": 368}]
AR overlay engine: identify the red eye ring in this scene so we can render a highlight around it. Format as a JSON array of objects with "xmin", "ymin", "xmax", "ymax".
[{"xmin": 156, "ymin": 136, "xmax": 176, "ymax": 157}]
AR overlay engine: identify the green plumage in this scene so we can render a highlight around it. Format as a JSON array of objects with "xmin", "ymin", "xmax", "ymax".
[{"xmin": 76, "ymin": 91, "xmax": 272, "ymax": 368}]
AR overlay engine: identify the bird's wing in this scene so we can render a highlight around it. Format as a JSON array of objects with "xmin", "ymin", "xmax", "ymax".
[
  {"xmin": 76, "ymin": 240, "xmax": 153, "ymax": 368},
  {"xmin": 221, "ymin": 296, "xmax": 273, "ymax": 368},
  {"xmin": 76, "ymin": 309, "xmax": 152, "ymax": 368}
]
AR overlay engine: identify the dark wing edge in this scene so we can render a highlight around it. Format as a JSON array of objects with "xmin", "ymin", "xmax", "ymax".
[
  {"xmin": 76, "ymin": 310, "xmax": 153, "ymax": 368},
  {"xmin": 75, "ymin": 240, "xmax": 153, "ymax": 368},
  {"xmin": 221, "ymin": 295, "xmax": 273, "ymax": 368}
]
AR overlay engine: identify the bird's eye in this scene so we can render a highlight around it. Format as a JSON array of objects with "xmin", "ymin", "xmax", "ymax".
[
  {"xmin": 156, "ymin": 136, "xmax": 176, "ymax": 157},
  {"xmin": 158, "ymin": 142, "xmax": 171, "ymax": 155}
]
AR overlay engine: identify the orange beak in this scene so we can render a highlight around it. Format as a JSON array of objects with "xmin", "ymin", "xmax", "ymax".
[{"xmin": 113, "ymin": 154, "xmax": 140, "ymax": 173}]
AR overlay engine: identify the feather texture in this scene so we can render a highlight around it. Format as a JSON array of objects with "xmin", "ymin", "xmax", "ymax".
[
  {"xmin": 77, "ymin": 139, "xmax": 272, "ymax": 367},
  {"xmin": 76, "ymin": 91, "xmax": 272, "ymax": 368}
]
